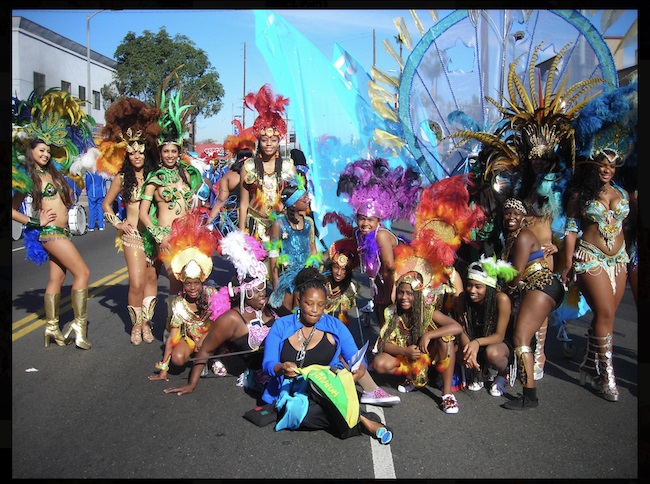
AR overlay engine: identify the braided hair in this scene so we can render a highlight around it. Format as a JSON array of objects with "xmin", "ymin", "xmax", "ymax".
[{"xmin": 294, "ymin": 266, "xmax": 327, "ymax": 297}]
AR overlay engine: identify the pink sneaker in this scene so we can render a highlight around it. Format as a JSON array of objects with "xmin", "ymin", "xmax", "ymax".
[{"xmin": 360, "ymin": 387, "xmax": 401, "ymax": 406}]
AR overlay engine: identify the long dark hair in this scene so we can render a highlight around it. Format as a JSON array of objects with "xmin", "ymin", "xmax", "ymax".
[
  {"xmin": 564, "ymin": 153, "xmax": 614, "ymax": 211},
  {"xmin": 463, "ymin": 286, "xmax": 499, "ymax": 340},
  {"xmin": 383, "ymin": 276, "xmax": 427, "ymax": 345},
  {"xmin": 120, "ymin": 151, "xmax": 157, "ymax": 204},
  {"xmin": 26, "ymin": 138, "xmax": 73, "ymax": 210},
  {"xmin": 254, "ymin": 139, "xmax": 283, "ymax": 180}
]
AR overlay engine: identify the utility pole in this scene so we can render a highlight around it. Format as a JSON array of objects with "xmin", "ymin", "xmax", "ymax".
[
  {"xmin": 242, "ymin": 42, "xmax": 247, "ymax": 128},
  {"xmin": 372, "ymin": 29, "xmax": 376, "ymax": 67}
]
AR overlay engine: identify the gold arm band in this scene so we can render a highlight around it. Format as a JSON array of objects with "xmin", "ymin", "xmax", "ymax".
[
  {"xmin": 147, "ymin": 225, "xmax": 170, "ymax": 244},
  {"xmin": 104, "ymin": 212, "xmax": 122, "ymax": 228}
]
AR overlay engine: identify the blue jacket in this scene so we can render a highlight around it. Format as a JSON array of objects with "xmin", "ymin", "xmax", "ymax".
[
  {"xmin": 85, "ymin": 172, "xmax": 107, "ymax": 198},
  {"xmin": 261, "ymin": 312, "xmax": 362, "ymax": 404}
]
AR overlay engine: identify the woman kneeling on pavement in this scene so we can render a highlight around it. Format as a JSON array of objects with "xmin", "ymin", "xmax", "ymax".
[{"xmin": 162, "ymin": 229, "xmax": 278, "ymax": 395}]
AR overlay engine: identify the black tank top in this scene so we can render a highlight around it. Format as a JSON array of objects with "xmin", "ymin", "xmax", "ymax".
[{"xmin": 280, "ymin": 333, "xmax": 336, "ymax": 367}]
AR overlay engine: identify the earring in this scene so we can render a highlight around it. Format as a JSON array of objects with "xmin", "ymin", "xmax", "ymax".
[{"xmin": 295, "ymin": 308, "xmax": 301, "ymax": 320}]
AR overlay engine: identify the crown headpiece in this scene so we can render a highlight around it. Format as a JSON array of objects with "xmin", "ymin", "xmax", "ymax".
[{"xmin": 119, "ymin": 128, "xmax": 146, "ymax": 154}]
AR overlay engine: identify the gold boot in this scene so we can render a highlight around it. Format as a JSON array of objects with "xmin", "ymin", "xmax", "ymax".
[
  {"xmin": 141, "ymin": 296, "xmax": 157, "ymax": 344},
  {"xmin": 63, "ymin": 288, "xmax": 91, "ymax": 350},
  {"xmin": 43, "ymin": 293, "xmax": 69, "ymax": 347},
  {"xmin": 128, "ymin": 305, "xmax": 142, "ymax": 345},
  {"xmin": 533, "ymin": 320, "xmax": 548, "ymax": 380}
]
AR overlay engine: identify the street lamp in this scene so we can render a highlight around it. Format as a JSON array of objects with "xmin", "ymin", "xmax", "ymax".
[{"xmin": 86, "ymin": 9, "xmax": 106, "ymax": 115}]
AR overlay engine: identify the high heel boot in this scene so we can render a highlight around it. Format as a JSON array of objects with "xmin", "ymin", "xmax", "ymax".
[
  {"xmin": 63, "ymin": 288, "xmax": 91, "ymax": 350},
  {"xmin": 579, "ymin": 329, "xmax": 598, "ymax": 385},
  {"xmin": 579, "ymin": 331, "xmax": 619, "ymax": 401},
  {"xmin": 128, "ymin": 305, "xmax": 142, "ymax": 345},
  {"xmin": 141, "ymin": 296, "xmax": 157, "ymax": 344},
  {"xmin": 533, "ymin": 320, "xmax": 547, "ymax": 380},
  {"xmin": 43, "ymin": 293, "xmax": 69, "ymax": 347}
]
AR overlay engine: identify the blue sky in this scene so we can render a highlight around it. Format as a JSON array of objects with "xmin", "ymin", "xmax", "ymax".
[{"xmin": 13, "ymin": 8, "xmax": 637, "ymax": 144}]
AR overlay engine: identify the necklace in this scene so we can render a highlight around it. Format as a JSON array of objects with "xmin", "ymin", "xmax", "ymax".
[
  {"xmin": 296, "ymin": 325, "xmax": 317, "ymax": 364},
  {"xmin": 36, "ymin": 166, "xmax": 47, "ymax": 177},
  {"xmin": 502, "ymin": 226, "xmax": 523, "ymax": 261},
  {"xmin": 160, "ymin": 166, "xmax": 180, "ymax": 183}
]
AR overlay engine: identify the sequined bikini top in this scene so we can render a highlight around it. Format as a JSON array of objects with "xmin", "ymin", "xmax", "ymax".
[
  {"xmin": 41, "ymin": 181, "xmax": 58, "ymax": 198},
  {"xmin": 584, "ymin": 184, "xmax": 629, "ymax": 250}
]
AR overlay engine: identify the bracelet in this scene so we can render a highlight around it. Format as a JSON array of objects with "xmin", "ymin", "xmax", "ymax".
[
  {"xmin": 147, "ymin": 225, "xmax": 170, "ymax": 244},
  {"xmin": 475, "ymin": 338, "xmax": 481, "ymax": 346},
  {"xmin": 26, "ymin": 216, "xmax": 41, "ymax": 228},
  {"xmin": 141, "ymin": 194, "xmax": 153, "ymax": 201},
  {"xmin": 155, "ymin": 354, "xmax": 171, "ymax": 372},
  {"xmin": 104, "ymin": 212, "xmax": 122, "ymax": 228}
]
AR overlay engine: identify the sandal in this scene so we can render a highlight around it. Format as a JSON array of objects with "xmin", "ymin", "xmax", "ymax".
[
  {"xmin": 141, "ymin": 323, "xmax": 154, "ymax": 344},
  {"xmin": 130, "ymin": 324, "xmax": 142, "ymax": 345}
]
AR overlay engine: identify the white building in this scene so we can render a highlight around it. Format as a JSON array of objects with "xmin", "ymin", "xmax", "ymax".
[{"xmin": 12, "ymin": 16, "xmax": 117, "ymax": 132}]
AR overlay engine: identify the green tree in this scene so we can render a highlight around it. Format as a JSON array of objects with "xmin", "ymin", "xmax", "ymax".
[{"xmin": 104, "ymin": 27, "xmax": 224, "ymax": 121}]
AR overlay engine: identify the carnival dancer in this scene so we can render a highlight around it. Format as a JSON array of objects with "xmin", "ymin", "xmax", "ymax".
[
  {"xmin": 447, "ymin": 44, "xmax": 605, "ymax": 381},
  {"xmin": 501, "ymin": 198, "xmax": 565, "ymax": 410},
  {"xmin": 206, "ymin": 131, "xmax": 257, "ymax": 232},
  {"xmin": 148, "ymin": 208, "xmax": 220, "ymax": 381},
  {"xmin": 99, "ymin": 97, "xmax": 163, "ymax": 345},
  {"xmin": 268, "ymin": 176, "xmax": 322, "ymax": 315},
  {"xmin": 139, "ymin": 78, "xmax": 203, "ymax": 328},
  {"xmin": 238, "ymin": 84, "xmax": 296, "ymax": 248},
  {"xmin": 370, "ymin": 175, "xmax": 483, "ymax": 413},
  {"xmin": 454, "ymin": 254, "xmax": 517, "ymax": 395},
  {"xmin": 12, "ymin": 88, "xmax": 95, "ymax": 349},
  {"xmin": 561, "ymin": 81, "xmax": 637, "ymax": 402},
  {"xmin": 334, "ymin": 157, "xmax": 421, "ymax": 328},
  {"xmin": 163, "ymin": 229, "xmax": 278, "ymax": 394}
]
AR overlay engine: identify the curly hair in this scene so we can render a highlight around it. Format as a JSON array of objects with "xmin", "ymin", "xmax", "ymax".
[
  {"xmin": 563, "ymin": 154, "xmax": 610, "ymax": 211},
  {"xmin": 119, "ymin": 152, "xmax": 157, "ymax": 204}
]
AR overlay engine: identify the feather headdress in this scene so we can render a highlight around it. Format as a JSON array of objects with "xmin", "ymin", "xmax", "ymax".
[
  {"xmin": 395, "ymin": 174, "xmax": 486, "ymax": 290},
  {"xmin": 159, "ymin": 207, "xmax": 220, "ymax": 282},
  {"xmin": 156, "ymin": 65, "xmax": 199, "ymax": 148},
  {"xmin": 490, "ymin": 42, "xmax": 605, "ymax": 173},
  {"xmin": 12, "ymin": 88, "xmax": 95, "ymax": 185},
  {"xmin": 572, "ymin": 81, "xmax": 637, "ymax": 165},
  {"xmin": 467, "ymin": 254, "xmax": 518, "ymax": 289},
  {"xmin": 213, "ymin": 229, "xmax": 269, "ymax": 315},
  {"xmin": 337, "ymin": 157, "xmax": 421, "ymax": 224},
  {"xmin": 73, "ymin": 97, "xmax": 162, "ymax": 178},
  {"xmin": 245, "ymin": 84, "xmax": 289, "ymax": 138}
]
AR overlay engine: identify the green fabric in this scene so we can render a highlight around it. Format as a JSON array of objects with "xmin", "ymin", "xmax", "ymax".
[{"xmin": 297, "ymin": 364, "xmax": 359, "ymax": 428}]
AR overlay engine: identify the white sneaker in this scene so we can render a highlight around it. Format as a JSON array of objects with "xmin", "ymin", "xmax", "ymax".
[
  {"xmin": 211, "ymin": 359, "xmax": 228, "ymax": 377},
  {"xmin": 360, "ymin": 387, "xmax": 401, "ymax": 405},
  {"xmin": 489, "ymin": 376, "xmax": 508, "ymax": 397},
  {"xmin": 467, "ymin": 381, "xmax": 484, "ymax": 392},
  {"xmin": 441, "ymin": 393, "xmax": 459, "ymax": 414}
]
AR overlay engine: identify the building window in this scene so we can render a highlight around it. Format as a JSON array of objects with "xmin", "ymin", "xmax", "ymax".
[
  {"xmin": 79, "ymin": 86, "xmax": 86, "ymax": 102},
  {"xmin": 33, "ymin": 72, "xmax": 46, "ymax": 96},
  {"xmin": 93, "ymin": 90, "xmax": 100, "ymax": 111},
  {"xmin": 61, "ymin": 81, "xmax": 71, "ymax": 93}
]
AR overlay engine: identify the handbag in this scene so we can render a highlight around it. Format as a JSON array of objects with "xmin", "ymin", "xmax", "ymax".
[{"xmin": 243, "ymin": 403, "xmax": 277, "ymax": 427}]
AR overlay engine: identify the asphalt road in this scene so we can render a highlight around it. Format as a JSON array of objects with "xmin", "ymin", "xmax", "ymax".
[{"xmin": 10, "ymin": 226, "xmax": 640, "ymax": 479}]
